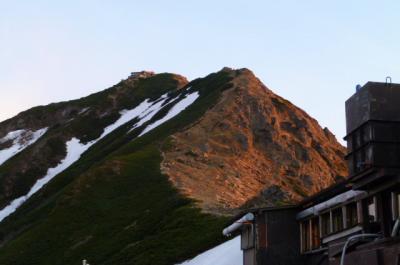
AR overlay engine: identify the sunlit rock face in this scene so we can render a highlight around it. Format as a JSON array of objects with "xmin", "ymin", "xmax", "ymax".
[
  {"xmin": 0, "ymin": 68, "xmax": 347, "ymax": 265},
  {"xmin": 162, "ymin": 68, "xmax": 347, "ymax": 215}
]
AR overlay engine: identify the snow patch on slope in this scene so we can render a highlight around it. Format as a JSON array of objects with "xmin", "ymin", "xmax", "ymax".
[
  {"xmin": 0, "ymin": 98, "xmax": 159, "ymax": 221},
  {"xmin": 129, "ymin": 94, "xmax": 169, "ymax": 131},
  {"xmin": 177, "ymin": 237, "xmax": 242, "ymax": 265},
  {"xmin": 103, "ymin": 98, "xmax": 157, "ymax": 136},
  {"xmin": 0, "ymin": 138, "xmax": 90, "ymax": 221},
  {"xmin": 0, "ymin": 91, "xmax": 200, "ymax": 222},
  {"xmin": 0, "ymin": 128, "xmax": 48, "ymax": 166},
  {"xmin": 79, "ymin": 107, "xmax": 90, "ymax": 115},
  {"xmin": 139, "ymin": 91, "xmax": 199, "ymax": 136}
]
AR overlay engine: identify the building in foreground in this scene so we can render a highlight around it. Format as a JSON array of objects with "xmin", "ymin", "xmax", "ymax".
[{"xmin": 223, "ymin": 81, "xmax": 400, "ymax": 265}]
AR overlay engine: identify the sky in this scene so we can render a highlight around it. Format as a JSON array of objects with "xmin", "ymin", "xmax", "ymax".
[{"xmin": 1, "ymin": 0, "xmax": 399, "ymax": 143}]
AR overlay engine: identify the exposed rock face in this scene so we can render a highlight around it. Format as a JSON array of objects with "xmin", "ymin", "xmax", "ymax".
[
  {"xmin": 0, "ymin": 67, "xmax": 349, "ymax": 265},
  {"xmin": 161, "ymin": 69, "xmax": 348, "ymax": 215}
]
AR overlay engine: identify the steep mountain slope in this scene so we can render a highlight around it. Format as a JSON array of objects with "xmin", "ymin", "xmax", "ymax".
[
  {"xmin": 0, "ymin": 71, "xmax": 187, "ymax": 211},
  {"xmin": 162, "ymin": 69, "xmax": 347, "ymax": 215},
  {"xmin": 0, "ymin": 68, "xmax": 347, "ymax": 264}
]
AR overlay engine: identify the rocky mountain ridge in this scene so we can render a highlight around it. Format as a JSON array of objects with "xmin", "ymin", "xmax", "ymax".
[
  {"xmin": 0, "ymin": 68, "xmax": 347, "ymax": 265},
  {"xmin": 162, "ymin": 69, "xmax": 347, "ymax": 215}
]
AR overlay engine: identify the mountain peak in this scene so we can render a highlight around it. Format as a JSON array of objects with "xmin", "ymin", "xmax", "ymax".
[
  {"xmin": 161, "ymin": 69, "xmax": 347, "ymax": 215},
  {"xmin": 123, "ymin": 71, "xmax": 188, "ymax": 89},
  {"xmin": 0, "ymin": 68, "xmax": 347, "ymax": 264}
]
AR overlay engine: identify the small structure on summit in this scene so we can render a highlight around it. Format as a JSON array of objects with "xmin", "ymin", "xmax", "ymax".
[
  {"xmin": 224, "ymin": 81, "xmax": 400, "ymax": 265},
  {"xmin": 129, "ymin": 71, "xmax": 155, "ymax": 79}
]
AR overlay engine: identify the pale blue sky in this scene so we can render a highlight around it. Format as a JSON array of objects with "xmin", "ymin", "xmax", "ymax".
[{"xmin": 1, "ymin": 1, "xmax": 399, "ymax": 142}]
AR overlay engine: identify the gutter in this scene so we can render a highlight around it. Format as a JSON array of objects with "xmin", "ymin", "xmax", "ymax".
[
  {"xmin": 222, "ymin": 213, "xmax": 254, "ymax": 236},
  {"xmin": 296, "ymin": 190, "xmax": 366, "ymax": 220}
]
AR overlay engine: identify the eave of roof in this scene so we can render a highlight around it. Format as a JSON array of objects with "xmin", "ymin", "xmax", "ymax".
[{"xmin": 298, "ymin": 180, "xmax": 351, "ymax": 209}]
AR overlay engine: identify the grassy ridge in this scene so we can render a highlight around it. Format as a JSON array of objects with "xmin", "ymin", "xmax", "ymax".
[
  {"xmin": 0, "ymin": 70, "xmax": 234, "ymax": 265},
  {"xmin": 0, "ymin": 74, "xmax": 184, "ymax": 208}
]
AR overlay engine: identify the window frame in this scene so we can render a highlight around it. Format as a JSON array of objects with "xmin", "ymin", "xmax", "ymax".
[{"xmin": 299, "ymin": 199, "xmax": 366, "ymax": 253}]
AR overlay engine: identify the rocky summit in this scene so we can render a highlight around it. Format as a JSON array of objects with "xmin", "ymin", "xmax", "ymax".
[
  {"xmin": 0, "ymin": 68, "xmax": 347, "ymax": 265},
  {"xmin": 162, "ymin": 69, "xmax": 347, "ymax": 215}
]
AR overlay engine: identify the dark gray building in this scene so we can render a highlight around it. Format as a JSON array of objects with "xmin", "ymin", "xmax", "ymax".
[
  {"xmin": 223, "ymin": 81, "xmax": 400, "ymax": 265},
  {"xmin": 224, "ymin": 206, "xmax": 300, "ymax": 265}
]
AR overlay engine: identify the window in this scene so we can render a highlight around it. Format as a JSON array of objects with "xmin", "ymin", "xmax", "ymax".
[
  {"xmin": 366, "ymin": 197, "xmax": 377, "ymax": 222},
  {"xmin": 321, "ymin": 212, "xmax": 331, "ymax": 236},
  {"xmin": 391, "ymin": 192, "xmax": 400, "ymax": 220},
  {"xmin": 362, "ymin": 124, "xmax": 372, "ymax": 143},
  {"xmin": 346, "ymin": 202, "xmax": 358, "ymax": 227},
  {"xmin": 311, "ymin": 217, "xmax": 320, "ymax": 249},
  {"xmin": 332, "ymin": 208, "xmax": 343, "ymax": 233},
  {"xmin": 350, "ymin": 124, "xmax": 372, "ymax": 173},
  {"xmin": 355, "ymin": 130, "xmax": 362, "ymax": 149},
  {"xmin": 396, "ymin": 193, "xmax": 400, "ymax": 219},
  {"xmin": 300, "ymin": 218, "xmax": 321, "ymax": 253},
  {"xmin": 396, "ymin": 192, "xmax": 400, "ymax": 217},
  {"xmin": 347, "ymin": 136, "xmax": 353, "ymax": 152},
  {"xmin": 301, "ymin": 220, "xmax": 310, "ymax": 253},
  {"xmin": 355, "ymin": 149, "xmax": 366, "ymax": 172}
]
